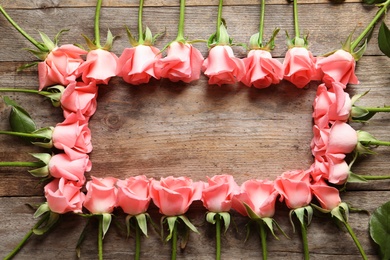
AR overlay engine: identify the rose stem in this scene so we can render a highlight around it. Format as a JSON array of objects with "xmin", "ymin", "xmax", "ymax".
[
  {"xmin": 94, "ymin": 0, "xmax": 103, "ymax": 48},
  {"xmin": 0, "ymin": 88, "xmax": 52, "ymax": 95},
  {"xmin": 356, "ymin": 106, "xmax": 390, "ymax": 113},
  {"xmin": 300, "ymin": 221, "xmax": 309, "ymax": 260},
  {"xmin": 258, "ymin": 0, "xmax": 266, "ymax": 47},
  {"xmin": 98, "ymin": 215, "xmax": 103, "ymax": 260},
  {"xmin": 138, "ymin": 0, "xmax": 145, "ymax": 44},
  {"xmin": 359, "ymin": 175, "xmax": 390, "ymax": 180},
  {"xmin": 342, "ymin": 220, "xmax": 368, "ymax": 260},
  {"xmin": 350, "ymin": 0, "xmax": 390, "ymax": 51},
  {"xmin": 135, "ymin": 220, "xmax": 141, "ymax": 260},
  {"xmin": 0, "ymin": 161, "xmax": 44, "ymax": 167},
  {"xmin": 0, "ymin": 6, "xmax": 46, "ymax": 52},
  {"xmin": 215, "ymin": 214, "xmax": 221, "ymax": 260},
  {"xmin": 175, "ymin": 0, "xmax": 186, "ymax": 42},
  {"xmin": 216, "ymin": 0, "xmax": 223, "ymax": 41},
  {"xmin": 258, "ymin": 220, "xmax": 268, "ymax": 260},
  {"xmin": 4, "ymin": 213, "xmax": 49, "ymax": 260},
  {"xmin": 293, "ymin": 0, "xmax": 300, "ymax": 40},
  {"xmin": 171, "ymin": 221, "xmax": 178, "ymax": 260},
  {"xmin": 361, "ymin": 140, "xmax": 390, "ymax": 146},
  {"xmin": 0, "ymin": 131, "xmax": 48, "ymax": 139}
]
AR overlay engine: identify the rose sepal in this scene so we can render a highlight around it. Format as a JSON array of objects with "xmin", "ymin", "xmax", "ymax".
[
  {"xmin": 249, "ymin": 28, "xmax": 280, "ymax": 51},
  {"xmin": 289, "ymin": 206, "xmax": 313, "ymax": 233},
  {"xmin": 28, "ymin": 153, "xmax": 51, "ymax": 178},
  {"xmin": 30, "ymin": 127, "xmax": 54, "ymax": 148},
  {"xmin": 32, "ymin": 203, "xmax": 60, "ymax": 235},
  {"xmin": 206, "ymin": 211, "xmax": 231, "ymax": 232}
]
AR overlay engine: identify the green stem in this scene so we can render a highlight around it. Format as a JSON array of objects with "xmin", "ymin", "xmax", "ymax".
[
  {"xmin": 0, "ymin": 88, "xmax": 52, "ymax": 95},
  {"xmin": 215, "ymin": 214, "xmax": 221, "ymax": 260},
  {"xmin": 0, "ymin": 6, "xmax": 46, "ymax": 52},
  {"xmin": 98, "ymin": 215, "xmax": 103, "ymax": 260},
  {"xmin": 357, "ymin": 106, "xmax": 390, "ymax": 113},
  {"xmin": 361, "ymin": 140, "xmax": 390, "ymax": 146},
  {"xmin": 342, "ymin": 220, "xmax": 368, "ymax": 260},
  {"xmin": 359, "ymin": 175, "xmax": 390, "ymax": 180},
  {"xmin": 300, "ymin": 221, "xmax": 309, "ymax": 260},
  {"xmin": 171, "ymin": 221, "xmax": 177, "ymax": 260},
  {"xmin": 293, "ymin": 0, "xmax": 300, "ymax": 39},
  {"xmin": 94, "ymin": 0, "xmax": 103, "ymax": 48},
  {"xmin": 135, "ymin": 220, "xmax": 141, "ymax": 260},
  {"xmin": 0, "ymin": 130, "xmax": 48, "ymax": 139},
  {"xmin": 258, "ymin": 0, "xmax": 266, "ymax": 47},
  {"xmin": 258, "ymin": 220, "xmax": 268, "ymax": 260},
  {"xmin": 0, "ymin": 161, "xmax": 44, "ymax": 167},
  {"xmin": 351, "ymin": 0, "xmax": 390, "ymax": 51},
  {"xmin": 4, "ymin": 213, "xmax": 49, "ymax": 260},
  {"xmin": 175, "ymin": 0, "xmax": 186, "ymax": 42},
  {"xmin": 138, "ymin": 0, "xmax": 145, "ymax": 44},
  {"xmin": 216, "ymin": 0, "xmax": 223, "ymax": 41}
]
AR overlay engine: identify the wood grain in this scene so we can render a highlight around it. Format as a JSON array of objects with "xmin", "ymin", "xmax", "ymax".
[{"xmin": 0, "ymin": 0, "xmax": 389, "ymax": 259}]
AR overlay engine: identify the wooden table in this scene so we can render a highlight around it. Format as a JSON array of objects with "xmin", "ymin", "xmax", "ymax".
[{"xmin": 0, "ymin": 0, "xmax": 389, "ymax": 259}]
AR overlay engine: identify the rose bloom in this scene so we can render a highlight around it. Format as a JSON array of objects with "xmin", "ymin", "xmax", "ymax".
[
  {"xmin": 274, "ymin": 170, "xmax": 312, "ymax": 209},
  {"xmin": 310, "ymin": 179, "xmax": 341, "ymax": 210},
  {"xmin": 310, "ymin": 154, "xmax": 350, "ymax": 184},
  {"xmin": 157, "ymin": 41, "xmax": 204, "ymax": 83},
  {"xmin": 311, "ymin": 121, "xmax": 357, "ymax": 158},
  {"xmin": 83, "ymin": 176, "xmax": 118, "ymax": 214},
  {"xmin": 232, "ymin": 179, "xmax": 278, "ymax": 219},
  {"xmin": 38, "ymin": 44, "xmax": 87, "ymax": 90},
  {"xmin": 44, "ymin": 177, "xmax": 85, "ymax": 214},
  {"xmin": 202, "ymin": 45, "xmax": 245, "ymax": 86},
  {"xmin": 283, "ymin": 47, "xmax": 321, "ymax": 88},
  {"xmin": 61, "ymin": 80, "xmax": 98, "ymax": 120},
  {"xmin": 48, "ymin": 148, "xmax": 92, "ymax": 184},
  {"xmin": 201, "ymin": 174, "xmax": 240, "ymax": 213},
  {"xmin": 52, "ymin": 113, "xmax": 92, "ymax": 154},
  {"xmin": 312, "ymin": 82, "xmax": 351, "ymax": 128},
  {"xmin": 241, "ymin": 49, "xmax": 283, "ymax": 88},
  {"xmin": 316, "ymin": 49, "xmax": 359, "ymax": 87},
  {"xmin": 116, "ymin": 45, "xmax": 162, "ymax": 85},
  {"xmin": 79, "ymin": 48, "xmax": 118, "ymax": 85},
  {"xmin": 116, "ymin": 175, "xmax": 152, "ymax": 216},
  {"xmin": 150, "ymin": 176, "xmax": 202, "ymax": 216}
]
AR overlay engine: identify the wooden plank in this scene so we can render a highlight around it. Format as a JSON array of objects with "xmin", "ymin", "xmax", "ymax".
[
  {"xmin": 0, "ymin": 3, "xmax": 388, "ymax": 62},
  {"xmin": 0, "ymin": 191, "xmax": 384, "ymax": 259},
  {"xmin": 0, "ymin": 0, "xmax": 362, "ymax": 9}
]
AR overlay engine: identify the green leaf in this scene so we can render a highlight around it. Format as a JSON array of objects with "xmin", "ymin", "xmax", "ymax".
[
  {"xmin": 378, "ymin": 22, "xmax": 390, "ymax": 58},
  {"xmin": 135, "ymin": 213, "xmax": 148, "ymax": 237},
  {"xmin": 102, "ymin": 213, "xmax": 112, "ymax": 239},
  {"xmin": 370, "ymin": 201, "xmax": 390, "ymax": 259},
  {"xmin": 178, "ymin": 215, "xmax": 199, "ymax": 234},
  {"xmin": 3, "ymin": 96, "xmax": 37, "ymax": 136}
]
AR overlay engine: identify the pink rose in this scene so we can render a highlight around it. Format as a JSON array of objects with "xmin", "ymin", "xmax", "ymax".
[
  {"xmin": 241, "ymin": 49, "xmax": 283, "ymax": 88},
  {"xmin": 116, "ymin": 45, "xmax": 162, "ymax": 85},
  {"xmin": 201, "ymin": 174, "xmax": 240, "ymax": 213},
  {"xmin": 52, "ymin": 113, "xmax": 92, "ymax": 153},
  {"xmin": 48, "ymin": 148, "xmax": 91, "ymax": 184},
  {"xmin": 311, "ymin": 122, "xmax": 357, "ymax": 158},
  {"xmin": 116, "ymin": 175, "xmax": 152, "ymax": 216},
  {"xmin": 283, "ymin": 47, "xmax": 321, "ymax": 88},
  {"xmin": 38, "ymin": 44, "xmax": 87, "ymax": 90},
  {"xmin": 83, "ymin": 176, "xmax": 118, "ymax": 214},
  {"xmin": 157, "ymin": 41, "xmax": 204, "ymax": 83},
  {"xmin": 312, "ymin": 82, "xmax": 351, "ymax": 128},
  {"xmin": 150, "ymin": 176, "xmax": 202, "ymax": 216},
  {"xmin": 316, "ymin": 49, "xmax": 359, "ymax": 87},
  {"xmin": 310, "ymin": 179, "xmax": 341, "ymax": 210},
  {"xmin": 310, "ymin": 155, "xmax": 350, "ymax": 184},
  {"xmin": 79, "ymin": 49, "xmax": 118, "ymax": 85},
  {"xmin": 232, "ymin": 179, "xmax": 278, "ymax": 218},
  {"xmin": 274, "ymin": 170, "xmax": 312, "ymax": 209},
  {"xmin": 202, "ymin": 45, "xmax": 245, "ymax": 86},
  {"xmin": 327, "ymin": 121, "xmax": 357, "ymax": 155},
  {"xmin": 61, "ymin": 81, "xmax": 98, "ymax": 120},
  {"xmin": 44, "ymin": 177, "xmax": 85, "ymax": 214}
]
